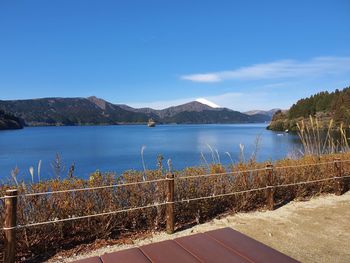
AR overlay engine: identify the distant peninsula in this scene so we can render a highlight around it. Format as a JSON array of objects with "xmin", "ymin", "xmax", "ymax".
[
  {"xmin": 0, "ymin": 109, "xmax": 23, "ymax": 130},
  {"xmin": 0, "ymin": 97, "xmax": 278, "ymax": 127}
]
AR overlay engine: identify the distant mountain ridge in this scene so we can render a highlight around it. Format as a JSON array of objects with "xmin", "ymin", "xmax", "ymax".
[
  {"xmin": 244, "ymin": 109, "xmax": 280, "ymax": 118},
  {"xmin": 117, "ymin": 100, "xmax": 218, "ymax": 119},
  {"xmin": 0, "ymin": 96, "xmax": 273, "ymax": 127}
]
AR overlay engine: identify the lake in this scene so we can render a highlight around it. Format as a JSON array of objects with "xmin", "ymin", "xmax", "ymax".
[{"xmin": 0, "ymin": 124, "xmax": 301, "ymax": 182}]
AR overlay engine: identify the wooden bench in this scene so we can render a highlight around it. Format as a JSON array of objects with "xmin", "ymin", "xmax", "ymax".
[{"xmin": 75, "ymin": 227, "xmax": 299, "ymax": 263}]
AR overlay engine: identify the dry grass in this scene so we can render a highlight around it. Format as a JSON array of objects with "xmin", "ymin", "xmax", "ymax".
[
  {"xmin": 297, "ymin": 116, "xmax": 350, "ymax": 155},
  {"xmin": 0, "ymin": 152, "xmax": 349, "ymax": 262}
]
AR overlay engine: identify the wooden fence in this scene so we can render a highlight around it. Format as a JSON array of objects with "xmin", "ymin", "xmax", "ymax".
[{"xmin": 2, "ymin": 158, "xmax": 350, "ymax": 263}]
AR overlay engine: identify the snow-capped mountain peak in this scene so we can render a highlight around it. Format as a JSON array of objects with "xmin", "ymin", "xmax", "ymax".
[{"xmin": 195, "ymin": 98, "xmax": 221, "ymax": 108}]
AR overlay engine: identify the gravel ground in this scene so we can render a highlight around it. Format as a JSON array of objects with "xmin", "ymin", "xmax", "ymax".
[{"xmin": 49, "ymin": 191, "xmax": 350, "ymax": 263}]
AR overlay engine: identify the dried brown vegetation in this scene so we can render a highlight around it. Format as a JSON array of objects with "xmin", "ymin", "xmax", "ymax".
[{"xmin": 0, "ymin": 152, "xmax": 349, "ymax": 262}]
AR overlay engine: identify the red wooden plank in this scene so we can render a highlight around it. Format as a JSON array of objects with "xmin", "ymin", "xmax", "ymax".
[
  {"xmin": 140, "ymin": 239, "xmax": 201, "ymax": 263},
  {"xmin": 175, "ymin": 233, "xmax": 252, "ymax": 263},
  {"xmin": 74, "ymin": 256, "xmax": 102, "ymax": 263},
  {"xmin": 101, "ymin": 247, "xmax": 151, "ymax": 263},
  {"xmin": 206, "ymin": 228, "xmax": 299, "ymax": 263}
]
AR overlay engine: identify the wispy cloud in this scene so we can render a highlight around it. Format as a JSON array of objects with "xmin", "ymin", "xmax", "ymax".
[
  {"xmin": 203, "ymin": 92, "xmax": 281, "ymax": 111},
  {"xmin": 181, "ymin": 56, "xmax": 350, "ymax": 83},
  {"xmin": 181, "ymin": 73, "xmax": 221, "ymax": 83}
]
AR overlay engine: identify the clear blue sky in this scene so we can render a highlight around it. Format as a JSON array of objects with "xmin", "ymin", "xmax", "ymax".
[{"xmin": 1, "ymin": 0, "xmax": 349, "ymax": 111}]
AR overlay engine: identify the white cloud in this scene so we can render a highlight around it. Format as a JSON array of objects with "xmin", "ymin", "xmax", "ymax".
[
  {"xmin": 181, "ymin": 73, "xmax": 221, "ymax": 82},
  {"xmin": 194, "ymin": 91, "xmax": 294, "ymax": 111},
  {"xmin": 181, "ymin": 56, "xmax": 350, "ymax": 83}
]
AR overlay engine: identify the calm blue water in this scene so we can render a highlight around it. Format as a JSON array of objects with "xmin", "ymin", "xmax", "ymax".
[{"xmin": 0, "ymin": 124, "xmax": 301, "ymax": 182}]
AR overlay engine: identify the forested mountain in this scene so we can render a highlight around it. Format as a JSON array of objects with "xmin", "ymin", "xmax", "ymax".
[
  {"xmin": 161, "ymin": 109, "xmax": 269, "ymax": 124},
  {"xmin": 118, "ymin": 100, "xmax": 216, "ymax": 119},
  {"xmin": 0, "ymin": 97, "xmax": 271, "ymax": 127},
  {"xmin": 268, "ymin": 86, "xmax": 350, "ymax": 131},
  {"xmin": 0, "ymin": 97, "xmax": 150, "ymax": 126},
  {"xmin": 0, "ymin": 109, "xmax": 23, "ymax": 130}
]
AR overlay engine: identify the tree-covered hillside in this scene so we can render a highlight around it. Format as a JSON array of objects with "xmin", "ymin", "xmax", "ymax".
[
  {"xmin": 0, "ymin": 98, "xmax": 150, "ymax": 126},
  {"xmin": 268, "ymin": 86, "xmax": 350, "ymax": 131}
]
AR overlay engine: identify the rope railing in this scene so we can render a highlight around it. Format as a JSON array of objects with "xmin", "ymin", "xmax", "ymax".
[
  {"xmin": 175, "ymin": 175, "xmax": 350, "ymax": 204},
  {"xmin": 0, "ymin": 177, "xmax": 169, "ymax": 200},
  {"xmin": 1, "ymin": 159, "xmax": 348, "ymax": 199},
  {"xmin": 22, "ymin": 177, "xmax": 167, "ymax": 198},
  {"xmin": 177, "ymin": 167, "xmax": 267, "ymax": 180},
  {"xmin": 3, "ymin": 201, "xmax": 168, "ymax": 231}
]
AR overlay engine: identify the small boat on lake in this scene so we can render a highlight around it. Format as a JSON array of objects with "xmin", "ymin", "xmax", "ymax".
[{"xmin": 147, "ymin": 118, "xmax": 156, "ymax": 127}]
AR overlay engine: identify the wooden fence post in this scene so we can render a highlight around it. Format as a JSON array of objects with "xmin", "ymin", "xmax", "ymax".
[
  {"xmin": 265, "ymin": 164, "xmax": 274, "ymax": 210},
  {"xmin": 4, "ymin": 189, "xmax": 18, "ymax": 263},
  {"xmin": 334, "ymin": 158, "xmax": 344, "ymax": 196},
  {"xmin": 166, "ymin": 173, "xmax": 174, "ymax": 234}
]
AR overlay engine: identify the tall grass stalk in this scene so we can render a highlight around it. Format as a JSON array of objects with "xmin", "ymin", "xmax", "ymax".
[
  {"xmin": 29, "ymin": 166, "xmax": 34, "ymax": 183},
  {"xmin": 167, "ymin": 159, "xmax": 172, "ymax": 173},
  {"xmin": 206, "ymin": 143, "xmax": 216, "ymax": 163},
  {"xmin": 297, "ymin": 117, "xmax": 350, "ymax": 155},
  {"xmin": 224, "ymin": 152, "xmax": 234, "ymax": 166},
  {"xmin": 200, "ymin": 151, "xmax": 210, "ymax": 169},
  {"xmin": 215, "ymin": 149, "xmax": 221, "ymax": 163},
  {"xmin": 10, "ymin": 166, "xmax": 19, "ymax": 186},
  {"xmin": 250, "ymin": 134, "xmax": 262, "ymax": 162},
  {"xmin": 37, "ymin": 160, "xmax": 42, "ymax": 182},
  {"xmin": 239, "ymin": 143, "xmax": 245, "ymax": 163},
  {"xmin": 141, "ymin": 145, "xmax": 147, "ymax": 180}
]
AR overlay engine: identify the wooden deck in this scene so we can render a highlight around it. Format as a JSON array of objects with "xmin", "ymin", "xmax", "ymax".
[{"xmin": 75, "ymin": 227, "xmax": 299, "ymax": 263}]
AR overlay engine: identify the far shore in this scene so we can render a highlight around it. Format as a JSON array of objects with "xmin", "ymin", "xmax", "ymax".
[{"xmin": 19, "ymin": 122, "xmax": 269, "ymax": 128}]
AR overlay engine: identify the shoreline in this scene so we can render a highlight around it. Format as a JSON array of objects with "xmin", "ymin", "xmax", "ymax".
[{"xmin": 18, "ymin": 122, "xmax": 269, "ymax": 128}]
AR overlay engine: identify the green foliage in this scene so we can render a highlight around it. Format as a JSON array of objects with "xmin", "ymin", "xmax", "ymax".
[
  {"xmin": 288, "ymin": 87, "xmax": 350, "ymax": 122},
  {"xmin": 269, "ymin": 86, "xmax": 350, "ymax": 131},
  {"xmin": 266, "ymin": 110, "xmax": 297, "ymax": 131}
]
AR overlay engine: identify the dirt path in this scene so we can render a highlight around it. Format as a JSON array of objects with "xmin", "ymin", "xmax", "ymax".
[{"xmin": 52, "ymin": 191, "xmax": 350, "ymax": 263}]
